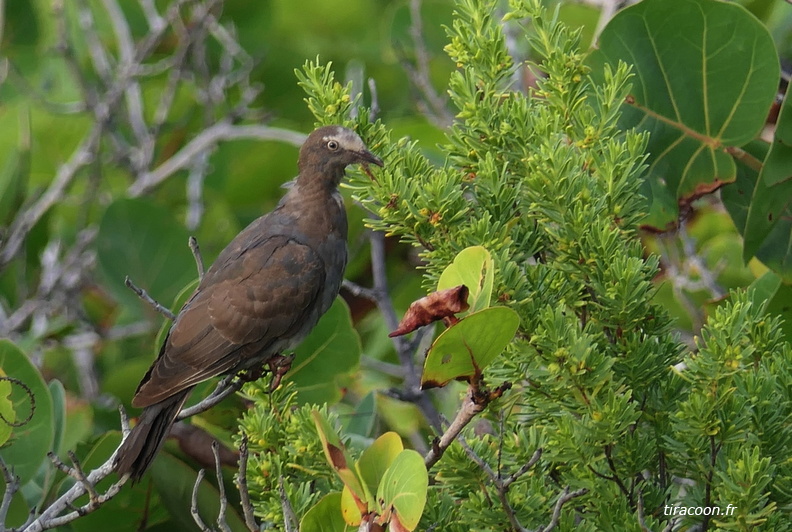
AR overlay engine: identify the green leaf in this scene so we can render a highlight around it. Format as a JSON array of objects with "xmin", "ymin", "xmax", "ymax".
[
  {"xmin": 289, "ymin": 298, "xmax": 361, "ymax": 405},
  {"xmin": 341, "ymin": 485, "xmax": 362, "ymax": 525},
  {"xmin": 721, "ymin": 140, "xmax": 768, "ymax": 235},
  {"xmin": 356, "ymin": 432, "xmax": 404, "ymax": 504},
  {"xmin": 762, "ymin": 90, "xmax": 792, "ymax": 186},
  {"xmin": 0, "ymin": 112, "xmax": 30, "ymax": 227},
  {"xmin": 344, "ymin": 391, "xmax": 376, "ymax": 438},
  {"xmin": 437, "ymin": 246, "xmax": 494, "ymax": 313},
  {"xmin": 741, "ymin": 171, "xmax": 792, "ymax": 280},
  {"xmin": 0, "ymin": 371, "xmax": 14, "ymax": 446},
  {"xmin": 0, "ymin": 339, "xmax": 54, "ymax": 485},
  {"xmin": 376, "ymin": 450, "xmax": 428, "ymax": 531},
  {"xmin": 96, "ymin": 198, "xmax": 197, "ymax": 315},
  {"xmin": 591, "ymin": 0, "xmax": 779, "ymax": 228},
  {"xmin": 739, "ymin": 92, "xmax": 792, "ymax": 273},
  {"xmin": 421, "ymin": 307, "xmax": 520, "ymax": 389},
  {"xmin": 312, "ymin": 409, "xmax": 367, "ymax": 504},
  {"xmin": 48, "ymin": 380, "xmax": 66, "ymax": 460},
  {"xmin": 301, "ymin": 492, "xmax": 354, "ymax": 532},
  {"xmin": 747, "ymin": 271, "xmax": 781, "ymax": 308}
]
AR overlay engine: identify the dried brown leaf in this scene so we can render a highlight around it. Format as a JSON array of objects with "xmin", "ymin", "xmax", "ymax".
[{"xmin": 389, "ymin": 285, "xmax": 469, "ymax": 337}]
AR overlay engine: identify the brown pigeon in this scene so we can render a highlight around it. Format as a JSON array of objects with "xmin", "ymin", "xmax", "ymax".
[{"xmin": 115, "ymin": 125, "xmax": 383, "ymax": 481}]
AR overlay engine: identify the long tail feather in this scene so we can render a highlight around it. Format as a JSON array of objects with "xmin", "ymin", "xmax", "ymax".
[{"xmin": 114, "ymin": 388, "xmax": 191, "ymax": 482}]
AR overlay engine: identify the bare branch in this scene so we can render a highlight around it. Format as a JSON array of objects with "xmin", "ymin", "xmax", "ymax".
[
  {"xmin": 503, "ymin": 448, "xmax": 543, "ymax": 489},
  {"xmin": 189, "ymin": 236, "xmax": 206, "ymax": 280},
  {"xmin": 402, "ymin": 0, "xmax": 454, "ymax": 128},
  {"xmin": 24, "ymin": 449, "xmax": 125, "ymax": 532},
  {"xmin": 101, "ymin": 0, "xmax": 150, "ymax": 153},
  {"xmin": 177, "ymin": 376, "xmax": 244, "ymax": 420},
  {"xmin": 124, "ymin": 276, "xmax": 177, "ymax": 320},
  {"xmin": 0, "ymin": 126, "xmax": 101, "ymax": 270},
  {"xmin": 278, "ymin": 476, "xmax": 298, "ymax": 532},
  {"xmin": 424, "ymin": 381, "xmax": 511, "ymax": 468},
  {"xmin": 128, "ymin": 123, "xmax": 307, "ymax": 197},
  {"xmin": 236, "ymin": 434, "xmax": 259, "ymax": 532},
  {"xmin": 0, "ymin": 456, "xmax": 20, "ymax": 528},
  {"xmin": 211, "ymin": 441, "xmax": 232, "ymax": 532},
  {"xmin": 537, "ymin": 487, "xmax": 589, "ymax": 532},
  {"xmin": 186, "ymin": 152, "xmax": 210, "ymax": 230},
  {"xmin": 191, "ymin": 469, "xmax": 211, "ymax": 532},
  {"xmin": 137, "ymin": 0, "xmax": 165, "ymax": 31}
]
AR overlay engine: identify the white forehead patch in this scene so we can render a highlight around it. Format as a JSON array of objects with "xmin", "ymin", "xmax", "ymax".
[{"xmin": 323, "ymin": 127, "xmax": 366, "ymax": 152}]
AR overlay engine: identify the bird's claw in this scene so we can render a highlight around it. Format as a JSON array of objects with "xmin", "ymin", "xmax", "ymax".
[{"xmin": 267, "ymin": 354, "xmax": 295, "ymax": 391}]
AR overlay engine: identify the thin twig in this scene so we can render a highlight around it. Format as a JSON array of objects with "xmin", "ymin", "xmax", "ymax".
[
  {"xmin": 458, "ymin": 436, "xmax": 543, "ymax": 532},
  {"xmin": 186, "ymin": 152, "xmax": 210, "ymax": 231},
  {"xmin": 189, "ymin": 236, "xmax": 206, "ymax": 280},
  {"xmin": 278, "ymin": 476, "xmax": 298, "ymax": 532},
  {"xmin": 424, "ymin": 381, "xmax": 511, "ymax": 468},
  {"xmin": 211, "ymin": 441, "xmax": 232, "ymax": 532},
  {"xmin": 503, "ymin": 448, "xmax": 543, "ymax": 489},
  {"xmin": 124, "ymin": 276, "xmax": 177, "ymax": 320},
  {"xmin": 177, "ymin": 376, "xmax": 244, "ymax": 420},
  {"xmin": 191, "ymin": 469, "xmax": 211, "ymax": 531},
  {"xmin": 101, "ymin": 0, "xmax": 150, "ymax": 152},
  {"xmin": 236, "ymin": 434, "xmax": 258, "ymax": 532},
  {"xmin": 128, "ymin": 123, "xmax": 306, "ymax": 197},
  {"xmin": 538, "ymin": 487, "xmax": 589, "ymax": 532},
  {"xmin": 404, "ymin": 0, "xmax": 454, "ymax": 128},
  {"xmin": 636, "ymin": 487, "xmax": 650, "ymax": 532},
  {"xmin": 0, "ymin": 126, "xmax": 102, "ymax": 270},
  {"xmin": 364, "ymin": 228, "xmax": 444, "ymax": 431},
  {"xmin": 0, "ymin": 456, "xmax": 19, "ymax": 528},
  {"xmin": 25, "ymin": 450, "xmax": 126, "ymax": 532}
]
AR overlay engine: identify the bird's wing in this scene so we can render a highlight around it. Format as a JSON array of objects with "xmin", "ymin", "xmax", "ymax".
[{"xmin": 132, "ymin": 236, "xmax": 325, "ymax": 407}]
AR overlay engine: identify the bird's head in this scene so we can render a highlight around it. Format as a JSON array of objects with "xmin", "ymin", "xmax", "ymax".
[{"xmin": 298, "ymin": 125, "xmax": 383, "ymax": 186}]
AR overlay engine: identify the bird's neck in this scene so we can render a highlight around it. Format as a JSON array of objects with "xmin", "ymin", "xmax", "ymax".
[{"xmin": 277, "ymin": 177, "xmax": 348, "ymax": 242}]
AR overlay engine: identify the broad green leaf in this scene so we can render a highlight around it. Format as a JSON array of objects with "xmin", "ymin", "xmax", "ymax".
[
  {"xmin": 341, "ymin": 485, "xmax": 363, "ymax": 525},
  {"xmin": 591, "ymin": 0, "xmax": 779, "ymax": 229},
  {"xmin": 438, "ymin": 246, "xmax": 494, "ymax": 313},
  {"xmin": 96, "ymin": 198, "xmax": 197, "ymax": 316},
  {"xmin": 747, "ymin": 272, "xmax": 781, "ymax": 310},
  {"xmin": 0, "ymin": 340, "xmax": 54, "ymax": 485},
  {"xmin": 761, "ymin": 90, "xmax": 792, "ymax": 186},
  {"xmin": 422, "ymin": 307, "xmax": 520, "ymax": 389},
  {"xmin": 48, "ymin": 380, "xmax": 66, "ymax": 461},
  {"xmin": 356, "ymin": 432, "xmax": 404, "ymax": 504},
  {"xmin": 289, "ymin": 298, "xmax": 361, "ymax": 404},
  {"xmin": 741, "ymin": 167, "xmax": 792, "ymax": 281},
  {"xmin": 301, "ymin": 492, "xmax": 354, "ymax": 532},
  {"xmin": 0, "ymin": 112, "xmax": 30, "ymax": 227},
  {"xmin": 344, "ymin": 391, "xmax": 376, "ymax": 438},
  {"xmin": 376, "ymin": 450, "xmax": 428, "ymax": 531},
  {"xmin": 0, "ymin": 371, "xmax": 14, "ymax": 446},
  {"xmin": 737, "ymin": 91, "xmax": 792, "ymax": 276},
  {"xmin": 312, "ymin": 410, "xmax": 367, "ymax": 504},
  {"xmin": 721, "ymin": 140, "xmax": 768, "ymax": 235}
]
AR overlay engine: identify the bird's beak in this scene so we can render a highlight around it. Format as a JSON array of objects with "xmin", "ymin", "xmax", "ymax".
[{"xmin": 358, "ymin": 150, "xmax": 384, "ymax": 168}]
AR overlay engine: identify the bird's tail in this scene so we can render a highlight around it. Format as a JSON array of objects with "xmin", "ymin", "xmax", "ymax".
[{"xmin": 114, "ymin": 389, "xmax": 191, "ymax": 482}]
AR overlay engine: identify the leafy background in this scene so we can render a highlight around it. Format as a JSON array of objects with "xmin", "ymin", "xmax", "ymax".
[{"xmin": 2, "ymin": 0, "xmax": 792, "ymax": 530}]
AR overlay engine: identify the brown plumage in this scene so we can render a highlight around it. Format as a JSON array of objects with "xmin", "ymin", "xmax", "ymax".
[{"xmin": 114, "ymin": 125, "xmax": 383, "ymax": 481}]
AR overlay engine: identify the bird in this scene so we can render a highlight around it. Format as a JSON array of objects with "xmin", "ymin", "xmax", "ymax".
[{"xmin": 114, "ymin": 125, "xmax": 383, "ymax": 481}]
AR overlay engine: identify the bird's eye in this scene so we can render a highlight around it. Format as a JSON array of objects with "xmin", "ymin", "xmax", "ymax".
[{"xmin": 327, "ymin": 140, "xmax": 339, "ymax": 151}]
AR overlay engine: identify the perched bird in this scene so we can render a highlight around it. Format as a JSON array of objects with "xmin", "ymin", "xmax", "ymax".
[{"xmin": 115, "ymin": 125, "xmax": 383, "ymax": 481}]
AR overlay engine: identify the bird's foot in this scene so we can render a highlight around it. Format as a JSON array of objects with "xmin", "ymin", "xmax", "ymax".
[{"xmin": 267, "ymin": 354, "xmax": 295, "ymax": 391}]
